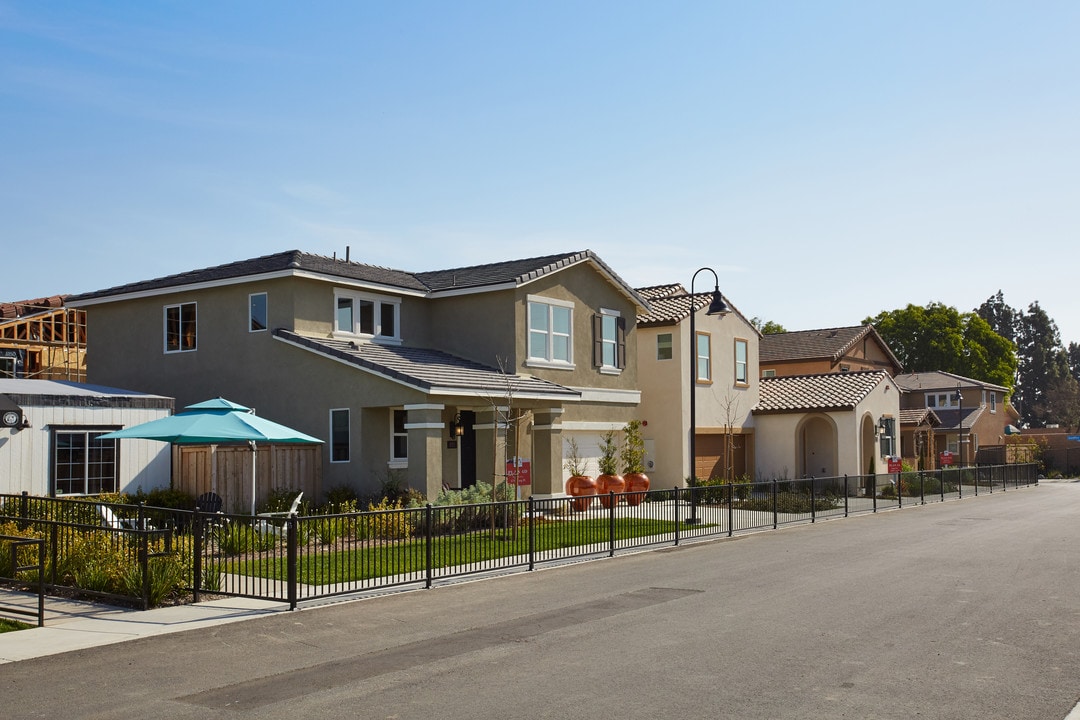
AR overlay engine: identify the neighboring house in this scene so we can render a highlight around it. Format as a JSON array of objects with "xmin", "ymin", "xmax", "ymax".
[
  {"xmin": 635, "ymin": 284, "xmax": 760, "ymax": 486},
  {"xmin": 894, "ymin": 371, "xmax": 1017, "ymax": 468},
  {"xmin": 759, "ymin": 325, "xmax": 902, "ymax": 378},
  {"xmin": 0, "ymin": 379, "xmax": 173, "ymax": 496},
  {"xmin": 753, "ymin": 370, "xmax": 901, "ymax": 486},
  {"xmin": 0, "ymin": 296, "xmax": 86, "ymax": 382},
  {"xmin": 68, "ymin": 250, "xmax": 648, "ymax": 501}
]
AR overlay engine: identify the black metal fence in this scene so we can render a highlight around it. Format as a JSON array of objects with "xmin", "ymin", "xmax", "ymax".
[{"xmin": 0, "ymin": 463, "xmax": 1039, "ymax": 613}]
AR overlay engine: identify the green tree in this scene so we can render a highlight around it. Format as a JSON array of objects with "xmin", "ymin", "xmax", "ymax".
[
  {"xmin": 751, "ymin": 317, "xmax": 787, "ymax": 334},
  {"xmin": 976, "ymin": 290, "xmax": 1020, "ymax": 344},
  {"xmin": 865, "ymin": 303, "xmax": 1017, "ymax": 391},
  {"xmin": 1016, "ymin": 301, "xmax": 1068, "ymax": 426}
]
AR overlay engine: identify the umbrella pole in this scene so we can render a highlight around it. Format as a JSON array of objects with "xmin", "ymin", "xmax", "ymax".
[{"xmin": 250, "ymin": 441, "xmax": 257, "ymax": 516}]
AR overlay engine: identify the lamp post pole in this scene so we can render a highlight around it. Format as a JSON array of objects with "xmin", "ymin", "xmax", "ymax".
[
  {"xmin": 956, "ymin": 383, "xmax": 964, "ymax": 467},
  {"xmin": 687, "ymin": 267, "xmax": 731, "ymax": 524}
]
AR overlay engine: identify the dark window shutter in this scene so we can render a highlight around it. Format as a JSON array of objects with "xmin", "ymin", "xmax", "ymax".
[
  {"xmin": 616, "ymin": 316, "xmax": 626, "ymax": 369},
  {"xmin": 592, "ymin": 314, "xmax": 603, "ymax": 367}
]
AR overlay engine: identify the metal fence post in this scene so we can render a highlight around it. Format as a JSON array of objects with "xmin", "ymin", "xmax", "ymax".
[
  {"xmin": 811, "ymin": 477, "xmax": 816, "ymax": 523},
  {"xmin": 19, "ymin": 491, "xmax": 28, "ymax": 531},
  {"xmin": 139, "ymin": 527, "xmax": 150, "ymax": 611},
  {"xmin": 192, "ymin": 509, "xmax": 203, "ymax": 603},
  {"xmin": 844, "ymin": 475, "xmax": 849, "ymax": 517},
  {"xmin": 727, "ymin": 483, "xmax": 734, "ymax": 537},
  {"xmin": 674, "ymin": 486, "xmax": 681, "ymax": 546},
  {"xmin": 608, "ymin": 493, "xmax": 616, "ymax": 557},
  {"xmin": 287, "ymin": 515, "xmax": 298, "ymax": 610},
  {"xmin": 425, "ymin": 504, "xmax": 434, "ymax": 589},
  {"xmin": 872, "ymin": 475, "xmax": 877, "ymax": 513},
  {"xmin": 528, "ymin": 496, "xmax": 535, "ymax": 571},
  {"xmin": 772, "ymin": 479, "xmax": 778, "ymax": 529}
]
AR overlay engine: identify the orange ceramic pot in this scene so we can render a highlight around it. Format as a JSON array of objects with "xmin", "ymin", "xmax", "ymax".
[
  {"xmin": 565, "ymin": 475, "xmax": 596, "ymax": 512},
  {"xmin": 623, "ymin": 472, "xmax": 650, "ymax": 506},
  {"xmin": 595, "ymin": 473, "xmax": 625, "ymax": 508}
]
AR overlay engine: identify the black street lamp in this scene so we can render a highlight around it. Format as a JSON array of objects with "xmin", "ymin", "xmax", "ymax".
[{"xmin": 687, "ymin": 267, "xmax": 731, "ymax": 524}]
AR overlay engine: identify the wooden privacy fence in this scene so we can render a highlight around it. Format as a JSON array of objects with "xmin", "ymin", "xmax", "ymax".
[{"xmin": 173, "ymin": 444, "xmax": 322, "ymax": 513}]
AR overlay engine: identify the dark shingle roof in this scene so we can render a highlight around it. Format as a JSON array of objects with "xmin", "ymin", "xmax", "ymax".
[
  {"xmin": 927, "ymin": 406, "xmax": 984, "ymax": 432},
  {"xmin": 274, "ymin": 330, "xmax": 581, "ymax": 400},
  {"xmin": 893, "ymin": 371, "xmax": 1008, "ymax": 394},
  {"xmin": 759, "ymin": 324, "xmax": 902, "ymax": 370},
  {"xmin": 69, "ymin": 248, "xmax": 649, "ymax": 310},
  {"xmin": 754, "ymin": 371, "xmax": 890, "ymax": 414},
  {"xmin": 69, "ymin": 250, "xmax": 428, "ymax": 302}
]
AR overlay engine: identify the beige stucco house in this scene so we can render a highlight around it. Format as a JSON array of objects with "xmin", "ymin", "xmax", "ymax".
[
  {"xmin": 759, "ymin": 325, "xmax": 903, "ymax": 378},
  {"xmin": 634, "ymin": 284, "xmax": 761, "ymax": 487},
  {"xmin": 68, "ymin": 250, "xmax": 647, "ymax": 502},
  {"xmin": 753, "ymin": 371, "xmax": 901, "ymax": 486}
]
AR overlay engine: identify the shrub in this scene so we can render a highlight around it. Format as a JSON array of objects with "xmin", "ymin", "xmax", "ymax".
[
  {"xmin": 324, "ymin": 485, "xmax": 358, "ymax": 511},
  {"xmin": 598, "ymin": 431, "xmax": 620, "ymax": 476},
  {"xmin": 216, "ymin": 522, "xmax": 278, "ymax": 555},
  {"xmin": 417, "ymin": 482, "xmax": 520, "ymax": 534},
  {"xmin": 621, "ymin": 421, "xmax": 646, "ymax": 475},
  {"xmin": 0, "ymin": 522, "xmax": 43, "ymax": 580},
  {"xmin": 361, "ymin": 498, "xmax": 415, "ymax": 540}
]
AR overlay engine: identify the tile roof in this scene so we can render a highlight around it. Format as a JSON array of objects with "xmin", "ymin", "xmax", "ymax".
[
  {"xmin": 633, "ymin": 283, "xmax": 756, "ymax": 332},
  {"xmin": 893, "ymin": 371, "xmax": 1008, "ymax": 394},
  {"xmin": 899, "ymin": 408, "xmax": 942, "ymax": 426},
  {"xmin": 274, "ymin": 330, "xmax": 581, "ymax": 400},
  {"xmin": 925, "ymin": 406, "xmax": 984, "ymax": 432},
  {"xmin": 0, "ymin": 295, "xmax": 68, "ymax": 320},
  {"xmin": 759, "ymin": 325, "xmax": 898, "ymax": 365},
  {"xmin": 754, "ymin": 370, "xmax": 890, "ymax": 414},
  {"xmin": 68, "ymin": 249, "xmax": 649, "ymax": 310}
]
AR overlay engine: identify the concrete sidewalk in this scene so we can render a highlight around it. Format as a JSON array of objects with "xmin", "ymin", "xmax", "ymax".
[{"xmin": 0, "ymin": 590, "xmax": 286, "ymax": 664}]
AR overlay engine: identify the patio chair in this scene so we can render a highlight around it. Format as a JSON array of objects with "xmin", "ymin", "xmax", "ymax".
[
  {"xmin": 98, "ymin": 504, "xmax": 149, "ymax": 531},
  {"xmin": 195, "ymin": 492, "xmax": 223, "ymax": 513},
  {"xmin": 255, "ymin": 492, "xmax": 303, "ymax": 535}
]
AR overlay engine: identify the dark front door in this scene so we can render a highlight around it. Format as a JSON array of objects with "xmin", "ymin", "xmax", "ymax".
[{"xmin": 460, "ymin": 411, "xmax": 477, "ymax": 488}]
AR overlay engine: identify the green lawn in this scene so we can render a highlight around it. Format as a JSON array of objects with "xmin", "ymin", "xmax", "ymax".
[
  {"xmin": 226, "ymin": 517, "xmax": 699, "ymax": 584},
  {"xmin": 0, "ymin": 617, "xmax": 31, "ymax": 633}
]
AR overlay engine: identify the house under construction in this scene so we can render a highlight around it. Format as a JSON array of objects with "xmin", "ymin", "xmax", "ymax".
[{"xmin": 0, "ymin": 296, "xmax": 86, "ymax": 382}]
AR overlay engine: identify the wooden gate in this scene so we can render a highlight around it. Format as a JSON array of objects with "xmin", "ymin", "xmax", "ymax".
[{"xmin": 173, "ymin": 444, "xmax": 322, "ymax": 512}]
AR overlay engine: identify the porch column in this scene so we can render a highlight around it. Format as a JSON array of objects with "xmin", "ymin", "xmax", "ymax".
[
  {"xmin": 404, "ymin": 403, "xmax": 445, "ymax": 499},
  {"xmin": 474, "ymin": 408, "xmax": 508, "ymax": 490},
  {"xmin": 530, "ymin": 408, "xmax": 565, "ymax": 498}
]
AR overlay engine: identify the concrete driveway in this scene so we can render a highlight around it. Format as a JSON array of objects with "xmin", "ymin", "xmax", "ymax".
[{"xmin": 1, "ymin": 480, "xmax": 1077, "ymax": 719}]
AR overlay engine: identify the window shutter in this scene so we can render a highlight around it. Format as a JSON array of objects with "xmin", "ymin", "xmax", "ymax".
[
  {"xmin": 592, "ymin": 314, "xmax": 603, "ymax": 367},
  {"xmin": 616, "ymin": 316, "xmax": 626, "ymax": 369}
]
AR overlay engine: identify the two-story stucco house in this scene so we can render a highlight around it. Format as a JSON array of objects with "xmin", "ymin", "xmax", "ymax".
[
  {"xmin": 68, "ymin": 250, "xmax": 648, "ymax": 501},
  {"xmin": 894, "ymin": 371, "xmax": 1017, "ymax": 469},
  {"xmin": 634, "ymin": 284, "xmax": 760, "ymax": 487}
]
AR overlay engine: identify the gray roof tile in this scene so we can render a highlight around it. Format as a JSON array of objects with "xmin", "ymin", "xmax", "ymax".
[
  {"xmin": 894, "ymin": 371, "xmax": 1008, "ymax": 393},
  {"xmin": 274, "ymin": 330, "xmax": 580, "ymax": 400}
]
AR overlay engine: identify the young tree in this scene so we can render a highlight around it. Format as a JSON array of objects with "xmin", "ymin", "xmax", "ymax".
[{"xmin": 751, "ymin": 317, "xmax": 787, "ymax": 334}]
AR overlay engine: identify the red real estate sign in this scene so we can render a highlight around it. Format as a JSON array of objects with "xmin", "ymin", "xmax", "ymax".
[
  {"xmin": 939, "ymin": 450, "xmax": 954, "ymax": 466},
  {"xmin": 505, "ymin": 459, "xmax": 532, "ymax": 486},
  {"xmin": 887, "ymin": 457, "xmax": 903, "ymax": 473}
]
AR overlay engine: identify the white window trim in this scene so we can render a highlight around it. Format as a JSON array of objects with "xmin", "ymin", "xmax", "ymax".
[
  {"xmin": 329, "ymin": 408, "xmax": 350, "ymax": 464},
  {"xmin": 249, "ymin": 292, "xmax": 268, "ymax": 333},
  {"xmin": 163, "ymin": 302, "xmax": 197, "ymax": 354},
  {"xmin": 526, "ymin": 294, "xmax": 575, "ymax": 369},
  {"xmin": 334, "ymin": 289, "xmax": 402, "ymax": 344},
  {"xmin": 599, "ymin": 307, "xmax": 621, "ymax": 375}
]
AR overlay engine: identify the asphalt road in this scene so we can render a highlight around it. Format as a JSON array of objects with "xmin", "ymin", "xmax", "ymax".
[{"xmin": 2, "ymin": 481, "xmax": 1079, "ymax": 719}]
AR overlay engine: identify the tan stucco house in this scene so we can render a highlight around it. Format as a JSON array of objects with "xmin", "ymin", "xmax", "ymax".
[
  {"xmin": 68, "ymin": 250, "xmax": 648, "ymax": 502},
  {"xmin": 634, "ymin": 284, "xmax": 760, "ymax": 487},
  {"xmin": 759, "ymin": 325, "xmax": 903, "ymax": 378}
]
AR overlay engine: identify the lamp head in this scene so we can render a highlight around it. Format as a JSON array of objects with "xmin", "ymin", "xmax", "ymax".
[{"xmin": 706, "ymin": 286, "xmax": 731, "ymax": 316}]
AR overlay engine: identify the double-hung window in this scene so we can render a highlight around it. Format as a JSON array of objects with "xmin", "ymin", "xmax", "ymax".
[
  {"xmin": 734, "ymin": 338, "xmax": 748, "ymax": 385},
  {"xmin": 593, "ymin": 308, "xmax": 625, "ymax": 372},
  {"xmin": 330, "ymin": 409, "xmax": 350, "ymax": 463},
  {"xmin": 696, "ymin": 332, "xmax": 712, "ymax": 383},
  {"xmin": 527, "ymin": 296, "xmax": 573, "ymax": 367},
  {"xmin": 164, "ymin": 302, "xmax": 197, "ymax": 353},
  {"xmin": 880, "ymin": 417, "xmax": 896, "ymax": 457},
  {"xmin": 249, "ymin": 292, "xmax": 268, "ymax": 332},
  {"xmin": 334, "ymin": 290, "xmax": 400, "ymax": 342},
  {"xmin": 657, "ymin": 333, "xmax": 673, "ymax": 361},
  {"xmin": 53, "ymin": 430, "xmax": 118, "ymax": 495},
  {"xmin": 391, "ymin": 409, "xmax": 408, "ymax": 466}
]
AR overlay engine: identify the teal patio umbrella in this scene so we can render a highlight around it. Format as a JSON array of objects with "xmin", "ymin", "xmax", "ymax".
[{"xmin": 100, "ymin": 397, "xmax": 322, "ymax": 515}]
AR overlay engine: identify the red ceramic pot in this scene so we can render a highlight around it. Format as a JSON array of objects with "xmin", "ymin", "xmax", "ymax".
[
  {"xmin": 565, "ymin": 475, "xmax": 596, "ymax": 512},
  {"xmin": 595, "ymin": 473, "xmax": 625, "ymax": 508},
  {"xmin": 623, "ymin": 472, "xmax": 650, "ymax": 506}
]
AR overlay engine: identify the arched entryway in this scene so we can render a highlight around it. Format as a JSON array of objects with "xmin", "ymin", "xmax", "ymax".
[{"xmin": 796, "ymin": 414, "xmax": 837, "ymax": 478}]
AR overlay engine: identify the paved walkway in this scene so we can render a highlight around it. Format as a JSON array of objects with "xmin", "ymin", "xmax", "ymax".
[{"xmin": 0, "ymin": 590, "xmax": 286, "ymax": 663}]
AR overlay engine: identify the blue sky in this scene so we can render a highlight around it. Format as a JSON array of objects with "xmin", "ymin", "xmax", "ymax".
[{"xmin": 3, "ymin": 2, "xmax": 1080, "ymax": 344}]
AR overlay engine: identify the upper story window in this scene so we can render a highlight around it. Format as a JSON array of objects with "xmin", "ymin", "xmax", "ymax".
[
  {"xmin": 762, "ymin": 369, "xmax": 777, "ymax": 378},
  {"xmin": 696, "ymin": 331, "xmax": 712, "ymax": 383},
  {"xmin": 164, "ymin": 302, "xmax": 197, "ymax": 353},
  {"xmin": 926, "ymin": 392, "xmax": 956, "ymax": 409},
  {"xmin": 334, "ymin": 290, "xmax": 400, "ymax": 342},
  {"xmin": 734, "ymin": 338, "xmax": 748, "ymax": 385},
  {"xmin": 657, "ymin": 333, "xmax": 673, "ymax": 361},
  {"xmin": 990, "ymin": 391, "xmax": 997, "ymax": 413},
  {"xmin": 594, "ymin": 308, "xmax": 625, "ymax": 373},
  {"xmin": 54, "ymin": 429, "xmax": 118, "ymax": 495},
  {"xmin": 330, "ymin": 408, "xmax": 350, "ymax": 463},
  {"xmin": 527, "ymin": 295, "xmax": 573, "ymax": 368},
  {"xmin": 249, "ymin": 292, "xmax": 268, "ymax": 332}
]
